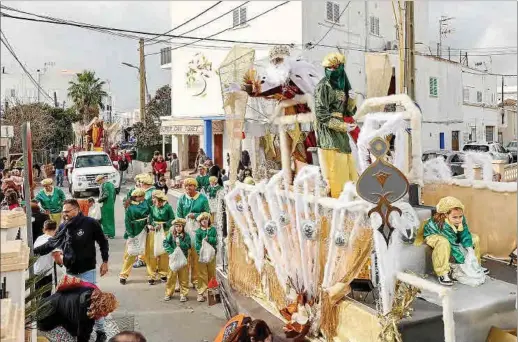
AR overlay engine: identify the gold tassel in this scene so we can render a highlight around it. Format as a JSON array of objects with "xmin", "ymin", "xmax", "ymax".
[{"xmin": 263, "ymin": 262, "xmax": 288, "ymax": 310}]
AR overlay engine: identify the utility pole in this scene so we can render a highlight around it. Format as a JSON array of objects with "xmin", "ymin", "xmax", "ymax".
[
  {"xmin": 37, "ymin": 69, "xmax": 41, "ymax": 102},
  {"xmin": 501, "ymin": 76, "xmax": 505, "ymax": 106},
  {"xmin": 139, "ymin": 39, "xmax": 146, "ymax": 126},
  {"xmin": 404, "ymin": 1, "xmax": 415, "ymax": 100}
]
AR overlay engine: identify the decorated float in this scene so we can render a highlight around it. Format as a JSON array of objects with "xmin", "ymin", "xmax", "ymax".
[
  {"xmin": 69, "ymin": 117, "xmax": 121, "ymax": 161},
  {"xmin": 215, "ymin": 45, "xmax": 517, "ymax": 342}
]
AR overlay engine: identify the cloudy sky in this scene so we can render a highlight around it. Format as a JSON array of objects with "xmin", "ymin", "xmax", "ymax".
[{"xmin": 1, "ymin": 1, "xmax": 516, "ymax": 111}]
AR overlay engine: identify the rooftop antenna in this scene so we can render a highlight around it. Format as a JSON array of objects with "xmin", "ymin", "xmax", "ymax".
[{"xmin": 438, "ymin": 16, "xmax": 454, "ymax": 58}]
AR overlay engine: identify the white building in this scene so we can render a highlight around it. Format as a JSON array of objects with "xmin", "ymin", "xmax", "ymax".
[
  {"xmin": 119, "ymin": 109, "xmax": 141, "ymax": 127},
  {"xmin": 1, "ymin": 63, "xmax": 76, "ymax": 107},
  {"xmin": 159, "ymin": 0, "xmax": 404, "ymax": 170}
]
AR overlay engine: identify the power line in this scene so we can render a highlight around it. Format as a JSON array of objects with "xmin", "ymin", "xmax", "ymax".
[
  {"xmin": 0, "ymin": 11, "xmax": 292, "ymax": 48},
  {"xmin": 0, "ymin": 4, "xmax": 144, "ymax": 40},
  {"xmin": 147, "ymin": 1, "xmax": 250, "ymax": 47},
  {"xmin": 144, "ymin": 1, "xmax": 222, "ymax": 45},
  {"xmin": 461, "ymin": 70, "xmax": 517, "ymax": 77},
  {"xmin": 307, "ymin": 1, "xmax": 351, "ymax": 50},
  {"xmin": 0, "ymin": 30, "xmax": 54, "ymax": 103},
  {"xmin": 145, "ymin": 1, "xmax": 290, "ymax": 56}
]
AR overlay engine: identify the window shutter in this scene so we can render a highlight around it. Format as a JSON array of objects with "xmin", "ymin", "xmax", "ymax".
[
  {"xmin": 326, "ymin": 2, "xmax": 333, "ymax": 21},
  {"xmin": 233, "ymin": 9, "xmax": 239, "ymax": 27},
  {"xmin": 333, "ymin": 3, "xmax": 340, "ymax": 22},
  {"xmin": 240, "ymin": 7, "xmax": 247, "ymax": 25}
]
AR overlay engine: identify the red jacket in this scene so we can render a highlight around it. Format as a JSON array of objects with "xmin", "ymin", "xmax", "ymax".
[{"xmin": 153, "ymin": 161, "xmax": 167, "ymax": 174}]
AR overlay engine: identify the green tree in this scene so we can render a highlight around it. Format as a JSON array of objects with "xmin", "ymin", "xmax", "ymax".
[
  {"xmin": 132, "ymin": 85, "xmax": 171, "ymax": 148},
  {"xmin": 67, "ymin": 70, "xmax": 108, "ymax": 123},
  {"xmin": 48, "ymin": 107, "xmax": 82, "ymax": 151}
]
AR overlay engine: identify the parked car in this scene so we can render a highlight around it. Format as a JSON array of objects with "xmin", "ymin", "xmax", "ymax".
[
  {"xmin": 67, "ymin": 151, "xmax": 120, "ymax": 198},
  {"xmin": 422, "ymin": 150, "xmax": 466, "ymax": 176},
  {"xmin": 462, "ymin": 142, "xmax": 513, "ymax": 164},
  {"xmin": 505, "ymin": 140, "xmax": 517, "ymax": 162}
]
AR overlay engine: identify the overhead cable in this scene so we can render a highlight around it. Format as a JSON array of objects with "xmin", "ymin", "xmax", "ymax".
[
  {"xmin": 144, "ymin": 1, "xmax": 222, "ymax": 44},
  {"xmin": 0, "ymin": 30, "xmax": 54, "ymax": 103}
]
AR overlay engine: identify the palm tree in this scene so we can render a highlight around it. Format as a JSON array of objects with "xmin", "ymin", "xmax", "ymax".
[{"xmin": 67, "ymin": 70, "xmax": 108, "ymax": 123}]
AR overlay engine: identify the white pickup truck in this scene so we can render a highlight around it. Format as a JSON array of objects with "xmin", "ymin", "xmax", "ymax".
[{"xmin": 67, "ymin": 151, "xmax": 120, "ymax": 198}]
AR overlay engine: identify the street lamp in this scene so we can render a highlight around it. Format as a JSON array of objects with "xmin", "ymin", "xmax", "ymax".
[{"xmin": 121, "ymin": 62, "xmax": 151, "ymax": 101}]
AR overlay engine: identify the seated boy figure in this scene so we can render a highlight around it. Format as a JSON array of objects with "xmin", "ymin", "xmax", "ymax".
[{"xmin": 423, "ymin": 196, "xmax": 488, "ymax": 286}]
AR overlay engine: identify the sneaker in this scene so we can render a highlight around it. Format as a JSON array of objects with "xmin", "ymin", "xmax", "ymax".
[
  {"xmin": 95, "ymin": 331, "xmax": 107, "ymax": 342},
  {"xmin": 161, "ymin": 276, "xmax": 168, "ymax": 282},
  {"xmin": 180, "ymin": 295, "xmax": 187, "ymax": 302},
  {"xmin": 438, "ymin": 274, "xmax": 454, "ymax": 286},
  {"xmin": 148, "ymin": 279, "xmax": 156, "ymax": 285},
  {"xmin": 119, "ymin": 278, "xmax": 127, "ymax": 285},
  {"xmin": 197, "ymin": 294, "xmax": 206, "ymax": 302},
  {"xmin": 164, "ymin": 295, "xmax": 172, "ymax": 301}
]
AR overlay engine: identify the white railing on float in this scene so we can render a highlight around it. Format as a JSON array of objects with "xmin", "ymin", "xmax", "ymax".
[{"xmin": 503, "ymin": 163, "xmax": 518, "ymax": 182}]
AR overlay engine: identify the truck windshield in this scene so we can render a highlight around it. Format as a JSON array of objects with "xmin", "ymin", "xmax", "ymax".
[{"xmin": 75, "ymin": 155, "xmax": 112, "ymax": 168}]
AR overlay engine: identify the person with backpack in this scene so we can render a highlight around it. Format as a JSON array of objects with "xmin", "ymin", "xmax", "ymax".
[{"xmin": 118, "ymin": 152, "xmax": 129, "ymax": 185}]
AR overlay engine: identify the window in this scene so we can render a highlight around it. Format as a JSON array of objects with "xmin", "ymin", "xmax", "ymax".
[
  {"xmin": 233, "ymin": 6, "xmax": 247, "ymax": 27},
  {"xmin": 9, "ymin": 89, "xmax": 15, "ymax": 97},
  {"xmin": 429, "ymin": 77, "xmax": 438, "ymax": 97},
  {"xmin": 485, "ymin": 126, "xmax": 494, "ymax": 142},
  {"xmin": 160, "ymin": 48, "xmax": 171, "ymax": 66},
  {"xmin": 326, "ymin": 1, "xmax": 340, "ymax": 23},
  {"xmin": 470, "ymin": 126, "xmax": 476, "ymax": 141},
  {"xmin": 463, "ymin": 87, "xmax": 470, "ymax": 102},
  {"xmin": 502, "ymin": 113, "xmax": 505, "ymax": 125},
  {"xmin": 477, "ymin": 91, "xmax": 482, "ymax": 103},
  {"xmin": 370, "ymin": 16, "xmax": 380, "ymax": 36},
  {"xmin": 75, "ymin": 155, "xmax": 112, "ymax": 168}
]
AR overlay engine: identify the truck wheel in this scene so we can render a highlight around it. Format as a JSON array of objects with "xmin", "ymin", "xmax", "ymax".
[
  {"xmin": 116, "ymin": 187, "xmax": 121, "ymax": 195},
  {"xmin": 72, "ymin": 191, "xmax": 81, "ymax": 198}
]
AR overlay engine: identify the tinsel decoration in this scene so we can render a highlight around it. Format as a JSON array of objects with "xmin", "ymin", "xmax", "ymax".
[{"xmin": 377, "ymin": 279, "xmax": 420, "ymax": 342}]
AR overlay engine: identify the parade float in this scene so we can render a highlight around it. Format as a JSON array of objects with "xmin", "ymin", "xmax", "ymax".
[
  {"xmin": 215, "ymin": 45, "xmax": 517, "ymax": 342},
  {"xmin": 69, "ymin": 117, "xmax": 121, "ymax": 162}
]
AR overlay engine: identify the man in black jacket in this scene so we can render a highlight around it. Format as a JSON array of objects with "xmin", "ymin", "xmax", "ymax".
[
  {"xmin": 53, "ymin": 152, "xmax": 67, "ymax": 187},
  {"xmin": 34, "ymin": 198, "xmax": 110, "ymax": 341}
]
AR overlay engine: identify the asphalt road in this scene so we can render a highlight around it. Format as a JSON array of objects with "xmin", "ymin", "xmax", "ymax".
[{"xmin": 68, "ymin": 182, "xmax": 226, "ymax": 341}]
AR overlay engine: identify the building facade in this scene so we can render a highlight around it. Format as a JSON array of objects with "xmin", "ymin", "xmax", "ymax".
[
  {"xmin": 160, "ymin": 0, "xmax": 402, "ymax": 171},
  {"xmin": 1, "ymin": 63, "xmax": 76, "ymax": 108}
]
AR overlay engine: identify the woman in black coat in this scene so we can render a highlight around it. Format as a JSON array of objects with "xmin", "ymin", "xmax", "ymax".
[{"xmin": 37, "ymin": 279, "xmax": 118, "ymax": 342}]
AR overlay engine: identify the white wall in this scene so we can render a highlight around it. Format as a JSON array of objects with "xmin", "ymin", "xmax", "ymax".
[
  {"xmin": 1, "ymin": 67, "xmax": 75, "ymax": 106},
  {"xmin": 169, "ymin": 1, "xmax": 303, "ymax": 118},
  {"xmin": 301, "ymin": 1, "xmax": 396, "ymax": 102}
]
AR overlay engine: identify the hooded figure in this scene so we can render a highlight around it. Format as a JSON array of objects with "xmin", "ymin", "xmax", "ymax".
[{"xmin": 314, "ymin": 52, "xmax": 359, "ymax": 198}]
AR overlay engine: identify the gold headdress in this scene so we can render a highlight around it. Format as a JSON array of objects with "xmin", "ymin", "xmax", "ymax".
[
  {"xmin": 172, "ymin": 218, "xmax": 187, "ymax": 226},
  {"xmin": 152, "ymin": 190, "xmax": 168, "ymax": 201},
  {"xmin": 196, "ymin": 212, "xmax": 211, "ymax": 222},
  {"xmin": 131, "ymin": 188, "xmax": 146, "ymax": 197},
  {"xmin": 322, "ymin": 52, "xmax": 346, "ymax": 68},
  {"xmin": 41, "ymin": 178, "xmax": 53, "ymax": 186},
  {"xmin": 436, "ymin": 196, "xmax": 465, "ymax": 214},
  {"xmin": 184, "ymin": 178, "xmax": 198, "ymax": 187}
]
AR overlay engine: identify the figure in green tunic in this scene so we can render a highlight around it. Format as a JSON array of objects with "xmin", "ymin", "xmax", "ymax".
[
  {"xmin": 36, "ymin": 178, "xmax": 66, "ymax": 224},
  {"xmin": 314, "ymin": 52, "xmax": 359, "ymax": 198},
  {"xmin": 422, "ymin": 196, "xmax": 485, "ymax": 286},
  {"xmin": 97, "ymin": 175, "xmax": 116, "ymax": 238},
  {"xmin": 196, "ymin": 165, "xmax": 210, "ymax": 193},
  {"xmin": 139, "ymin": 174, "xmax": 156, "ymax": 208},
  {"xmin": 119, "ymin": 188, "xmax": 150, "ymax": 283}
]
